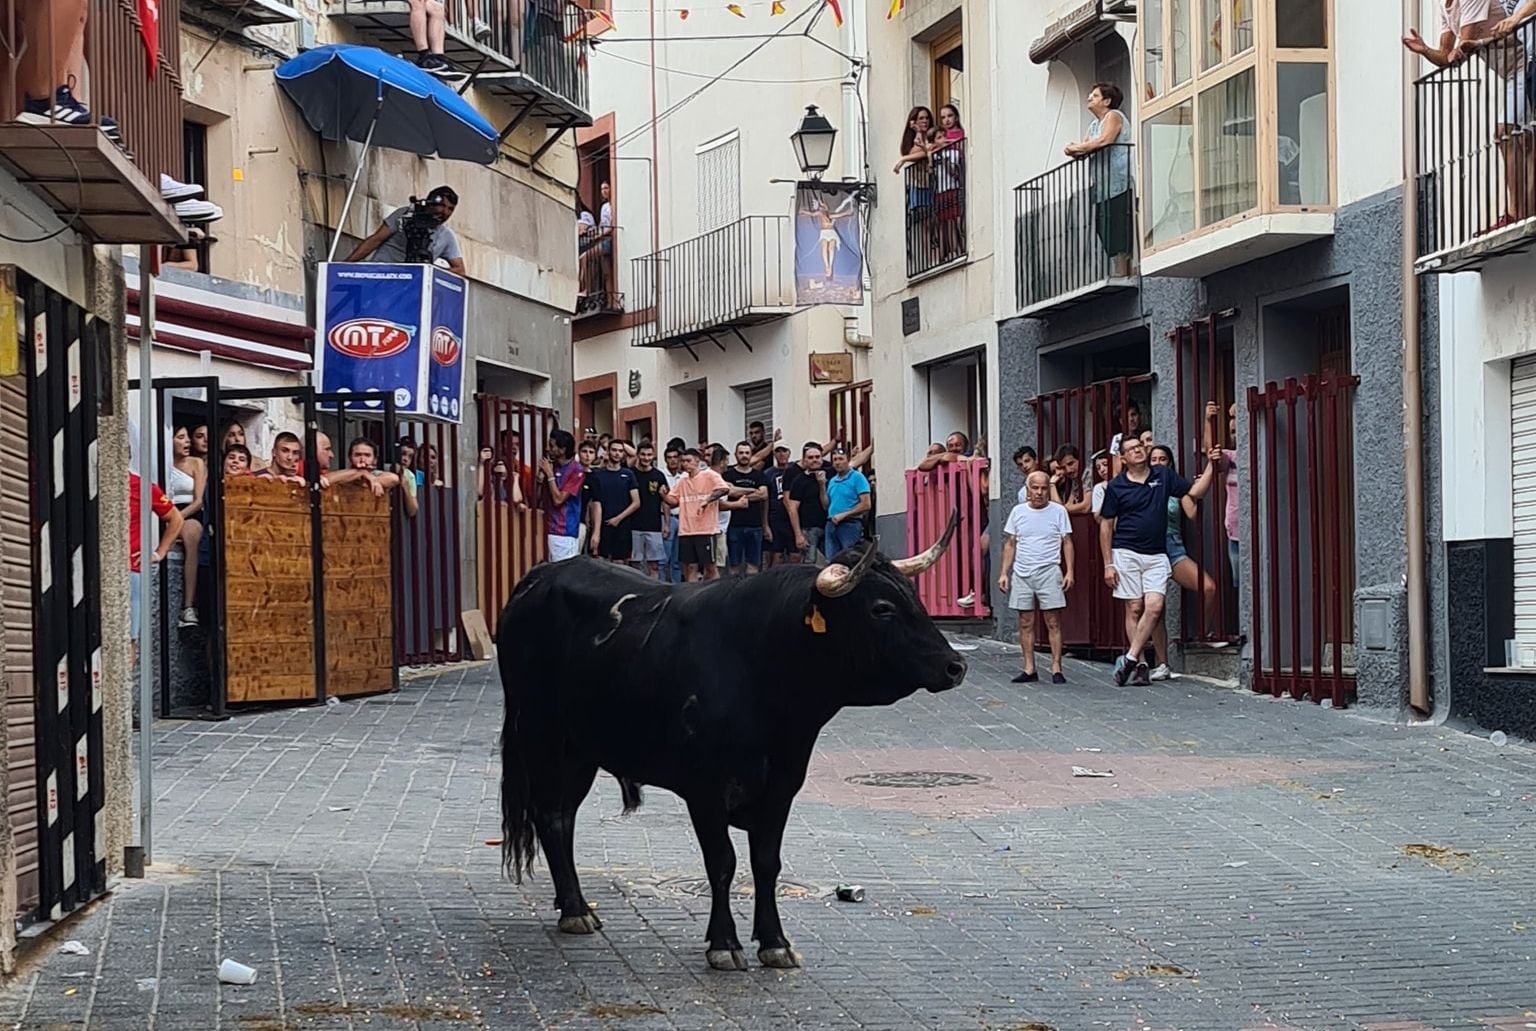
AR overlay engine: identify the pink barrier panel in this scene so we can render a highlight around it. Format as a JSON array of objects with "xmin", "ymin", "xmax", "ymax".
[{"xmin": 905, "ymin": 462, "xmax": 991, "ymax": 619}]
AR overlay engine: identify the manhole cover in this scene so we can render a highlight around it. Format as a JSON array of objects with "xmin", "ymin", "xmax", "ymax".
[
  {"xmin": 844, "ymin": 771, "xmax": 990, "ymax": 789},
  {"xmin": 643, "ymin": 877, "xmax": 824, "ymax": 900}
]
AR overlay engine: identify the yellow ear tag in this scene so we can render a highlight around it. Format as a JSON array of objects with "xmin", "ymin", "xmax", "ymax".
[{"xmin": 805, "ymin": 606, "xmax": 828, "ymax": 634}]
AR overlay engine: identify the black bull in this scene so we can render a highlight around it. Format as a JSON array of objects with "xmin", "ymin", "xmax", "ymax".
[{"xmin": 497, "ymin": 523, "xmax": 967, "ymax": 970}]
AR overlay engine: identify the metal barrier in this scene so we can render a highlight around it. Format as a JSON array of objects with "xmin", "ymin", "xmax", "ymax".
[
  {"xmin": 577, "ymin": 222, "xmax": 622, "ymax": 317},
  {"xmin": 905, "ymin": 461, "xmax": 990, "ymax": 619},
  {"xmin": 1415, "ymin": 12, "xmax": 1536, "ymax": 267},
  {"xmin": 1015, "ymin": 144, "xmax": 1136, "ymax": 310},
  {"xmin": 391, "ymin": 419, "xmax": 463, "ymax": 666},
  {"xmin": 519, "ymin": 0, "xmax": 590, "ymax": 112},
  {"xmin": 1170, "ymin": 316, "xmax": 1240, "ymax": 645},
  {"xmin": 1247, "ymin": 372, "xmax": 1358, "ymax": 708},
  {"xmin": 631, "ymin": 215, "xmax": 792, "ymax": 345},
  {"xmin": 828, "ymin": 380, "xmax": 872, "ymax": 453},
  {"xmin": 475, "ymin": 394, "xmax": 560, "ymax": 630},
  {"xmin": 905, "ymin": 138, "xmax": 967, "ymax": 278}
]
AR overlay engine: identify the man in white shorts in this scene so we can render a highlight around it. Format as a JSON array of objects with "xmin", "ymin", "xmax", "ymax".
[
  {"xmin": 998, "ymin": 471, "xmax": 1074, "ymax": 684},
  {"xmin": 1098, "ymin": 437, "xmax": 1193, "ymax": 686}
]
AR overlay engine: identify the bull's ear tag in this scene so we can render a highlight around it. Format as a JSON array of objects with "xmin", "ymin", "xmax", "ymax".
[{"xmin": 805, "ymin": 606, "xmax": 828, "ymax": 634}]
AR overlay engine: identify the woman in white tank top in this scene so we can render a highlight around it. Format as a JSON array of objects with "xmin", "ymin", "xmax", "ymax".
[{"xmin": 170, "ymin": 427, "xmax": 207, "ymax": 628}]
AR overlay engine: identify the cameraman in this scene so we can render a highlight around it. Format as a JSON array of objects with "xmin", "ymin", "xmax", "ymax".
[{"xmin": 344, "ymin": 186, "xmax": 466, "ymax": 275}]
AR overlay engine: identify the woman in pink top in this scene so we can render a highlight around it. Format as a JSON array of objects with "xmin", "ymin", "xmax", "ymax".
[{"xmin": 931, "ymin": 104, "xmax": 967, "ymax": 262}]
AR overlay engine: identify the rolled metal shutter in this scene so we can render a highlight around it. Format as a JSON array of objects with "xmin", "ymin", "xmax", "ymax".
[
  {"xmin": 1512, "ymin": 356, "xmax": 1536, "ymax": 654},
  {"xmin": 742, "ymin": 381, "xmax": 773, "ymax": 440},
  {"xmin": 0, "ymin": 370, "xmax": 39, "ymax": 915}
]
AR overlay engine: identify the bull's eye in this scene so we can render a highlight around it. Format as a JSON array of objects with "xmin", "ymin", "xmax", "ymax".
[{"xmin": 870, "ymin": 599, "xmax": 898, "ymax": 620}]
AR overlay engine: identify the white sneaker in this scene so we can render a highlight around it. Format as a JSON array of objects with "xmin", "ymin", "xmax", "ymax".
[
  {"xmin": 956, "ymin": 593, "xmax": 975, "ymax": 608},
  {"xmin": 175, "ymin": 199, "xmax": 223, "ymax": 224},
  {"xmin": 160, "ymin": 173, "xmax": 205, "ymax": 201},
  {"xmin": 177, "ymin": 607, "xmax": 200, "ymax": 628},
  {"xmin": 1149, "ymin": 663, "xmax": 1172, "ymax": 681}
]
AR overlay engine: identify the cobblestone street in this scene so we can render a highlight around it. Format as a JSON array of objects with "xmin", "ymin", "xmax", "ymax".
[{"xmin": 3, "ymin": 642, "xmax": 1534, "ymax": 1031}]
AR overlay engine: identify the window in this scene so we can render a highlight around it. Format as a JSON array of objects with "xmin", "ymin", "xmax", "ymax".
[
  {"xmin": 696, "ymin": 131, "xmax": 741, "ymax": 234},
  {"xmin": 1138, "ymin": 0, "xmax": 1333, "ymax": 254},
  {"xmin": 930, "ymin": 29, "xmax": 964, "ymax": 115}
]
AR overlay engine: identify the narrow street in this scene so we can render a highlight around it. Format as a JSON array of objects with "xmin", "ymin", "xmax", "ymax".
[{"xmin": 3, "ymin": 644, "xmax": 1534, "ymax": 1031}]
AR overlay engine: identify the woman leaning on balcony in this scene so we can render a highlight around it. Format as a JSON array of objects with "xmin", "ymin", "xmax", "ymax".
[{"xmin": 1064, "ymin": 83, "xmax": 1134, "ymax": 278}]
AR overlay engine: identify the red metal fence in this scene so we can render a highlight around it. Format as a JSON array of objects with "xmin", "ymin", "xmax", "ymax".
[
  {"xmin": 828, "ymin": 380, "xmax": 872, "ymax": 452},
  {"xmin": 392, "ymin": 420, "xmax": 463, "ymax": 666},
  {"xmin": 1171, "ymin": 317, "xmax": 1241, "ymax": 645},
  {"xmin": 476, "ymin": 395, "xmax": 560, "ymax": 631},
  {"xmin": 1247, "ymin": 373, "xmax": 1358, "ymax": 707},
  {"xmin": 905, "ymin": 461, "xmax": 990, "ymax": 619}
]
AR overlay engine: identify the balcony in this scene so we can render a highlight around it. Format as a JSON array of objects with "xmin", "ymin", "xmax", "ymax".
[
  {"xmin": 0, "ymin": 0, "xmax": 186, "ymax": 244},
  {"xmin": 576, "ymin": 223, "xmax": 623, "ymax": 319},
  {"xmin": 1015, "ymin": 144, "xmax": 1138, "ymax": 315},
  {"xmin": 904, "ymin": 138, "xmax": 968, "ymax": 279},
  {"xmin": 328, "ymin": 0, "xmax": 592, "ymax": 130},
  {"xmin": 630, "ymin": 215, "xmax": 793, "ymax": 349},
  {"xmin": 181, "ymin": 0, "xmax": 300, "ymax": 32},
  {"xmin": 1414, "ymin": 14, "xmax": 1536, "ymax": 274}
]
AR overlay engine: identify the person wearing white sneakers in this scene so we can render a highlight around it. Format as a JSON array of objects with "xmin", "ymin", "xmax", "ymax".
[
  {"xmin": 16, "ymin": 0, "xmax": 126, "ymax": 148},
  {"xmin": 160, "ymin": 173, "xmax": 223, "ymax": 225}
]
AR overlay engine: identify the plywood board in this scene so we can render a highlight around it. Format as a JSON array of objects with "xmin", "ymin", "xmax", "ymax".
[
  {"xmin": 222, "ymin": 477, "xmax": 318, "ymax": 703},
  {"xmin": 321, "ymin": 484, "xmax": 396, "ymax": 698}
]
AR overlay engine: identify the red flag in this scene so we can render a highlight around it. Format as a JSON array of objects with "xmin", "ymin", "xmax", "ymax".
[
  {"xmin": 679, "ymin": 8, "xmax": 689, "ymax": 18},
  {"xmin": 138, "ymin": 0, "xmax": 160, "ymax": 78},
  {"xmin": 824, "ymin": 0, "xmax": 843, "ymax": 26}
]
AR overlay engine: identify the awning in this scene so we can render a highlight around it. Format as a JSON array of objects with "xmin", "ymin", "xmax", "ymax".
[
  {"xmin": 124, "ymin": 271, "xmax": 313, "ymax": 373},
  {"xmin": 1029, "ymin": 0, "xmax": 1104, "ymax": 65}
]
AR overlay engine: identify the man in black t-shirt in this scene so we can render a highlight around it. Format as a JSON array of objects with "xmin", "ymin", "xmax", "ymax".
[
  {"xmin": 762, "ymin": 445, "xmax": 795, "ymax": 565},
  {"xmin": 588, "ymin": 439, "xmax": 640, "ymax": 562},
  {"xmin": 784, "ymin": 442, "xmax": 829, "ymax": 564},
  {"xmin": 628, "ymin": 443, "xmax": 672, "ymax": 578},
  {"xmin": 723, "ymin": 441, "xmax": 770, "ymax": 575}
]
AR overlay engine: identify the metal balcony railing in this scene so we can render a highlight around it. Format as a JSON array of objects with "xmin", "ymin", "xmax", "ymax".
[
  {"xmin": 631, "ymin": 215, "xmax": 792, "ymax": 347},
  {"xmin": 904, "ymin": 138, "xmax": 968, "ymax": 278},
  {"xmin": 576, "ymin": 222, "xmax": 622, "ymax": 317},
  {"xmin": 1415, "ymin": 13, "xmax": 1536, "ymax": 272},
  {"xmin": 1015, "ymin": 144, "xmax": 1137, "ymax": 312}
]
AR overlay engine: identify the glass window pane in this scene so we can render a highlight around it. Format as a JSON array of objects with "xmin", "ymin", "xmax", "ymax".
[
  {"xmin": 1276, "ymin": 0, "xmax": 1326, "ymax": 48},
  {"xmin": 1201, "ymin": 0, "xmax": 1222, "ymax": 71},
  {"xmin": 1171, "ymin": 0, "xmax": 1192, "ymax": 84},
  {"xmin": 1198, "ymin": 69, "xmax": 1258, "ymax": 225},
  {"xmin": 1144, "ymin": 101, "xmax": 1196, "ymax": 247},
  {"xmin": 1276, "ymin": 63, "xmax": 1330, "ymax": 205},
  {"xmin": 1144, "ymin": 0, "xmax": 1165, "ymax": 99},
  {"xmin": 1234, "ymin": 0, "xmax": 1254, "ymax": 54}
]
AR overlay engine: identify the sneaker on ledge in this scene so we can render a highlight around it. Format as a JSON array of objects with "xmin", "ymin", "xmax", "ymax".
[
  {"xmin": 160, "ymin": 173, "xmax": 205, "ymax": 202},
  {"xmin": 175, "ymin": 199, "xmax": 223, "ymax": 224},
  {"xmin": 54, "ymin": 82, "xmax": 123, "ymax": 142},
  {"xmin": 177, "ymin": 607, "xmax": 199, "ymax": 628}
]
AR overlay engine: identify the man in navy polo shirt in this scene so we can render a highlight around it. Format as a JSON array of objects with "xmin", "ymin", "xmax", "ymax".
[{"xmin": 1098, "ymin": 435, "xmax": 1214, "ymax": 686}]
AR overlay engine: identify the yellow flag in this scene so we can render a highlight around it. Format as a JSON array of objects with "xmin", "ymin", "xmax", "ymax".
[
  {"xmin": 887, "ymin": 0, "xmax": 904, "ymax": 17},
  {"xmin": 727, "ymin": 3, "xmax": 745, "ymax": 15},
  {"xmin": 772, "ymin": 0, "xmax": 785, "ymax": 13}
]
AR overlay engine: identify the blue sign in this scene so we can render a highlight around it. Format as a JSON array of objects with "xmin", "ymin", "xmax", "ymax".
[
  {"xmin": 426, "ymin": 267, "xmax": 466, "ymax": 423},
  {"xmin": 315, "ymin": 262, "xmax": 467, "ymax": 422}
]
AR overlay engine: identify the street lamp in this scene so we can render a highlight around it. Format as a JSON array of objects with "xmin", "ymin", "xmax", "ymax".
[{"xmin": 790, "ymin": 105, "xmax": 838, "ymax": 179}]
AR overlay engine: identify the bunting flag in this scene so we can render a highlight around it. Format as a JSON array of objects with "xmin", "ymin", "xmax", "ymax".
[
  {"xmin": 887, "ymin": 0, "xmax": 904, "ymax": 17},
  {"xmin": 727, "ymin": 3, "xmax": 745, "ymax": 15},
  {"xmin": 824, "ymin": 0, "xmax": 843, "ymax": 27},
  {"xmin": 772, "ymin": 0, "xmax": 785, "ymax": 13},
  {"xmin": 679, "ymin": 8, "xmax": 688, "ymax": 17}
]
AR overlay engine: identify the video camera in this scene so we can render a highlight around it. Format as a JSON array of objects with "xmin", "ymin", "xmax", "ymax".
[{"xmin": 400, "ymin": 194, "xmax": 442, "ymax": 264}]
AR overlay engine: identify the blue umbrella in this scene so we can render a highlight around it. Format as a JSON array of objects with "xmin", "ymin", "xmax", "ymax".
[{"xmin": 276, "ymin": 44, "xmax": 499, "ymax": 258}]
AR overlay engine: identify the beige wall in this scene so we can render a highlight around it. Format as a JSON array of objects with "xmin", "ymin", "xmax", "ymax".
[{"xmin": 865, "ymin": 0, "xmax": 998, "ymax": 509}]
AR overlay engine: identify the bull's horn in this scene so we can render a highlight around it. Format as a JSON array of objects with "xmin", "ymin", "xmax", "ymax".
[
  {"xmin": 815, "ymin": 540, "xmax": 879, "ymax": 598},
  {"xmin": 891, "ymin": 510, "xmax": 960, "ymax": 577}
]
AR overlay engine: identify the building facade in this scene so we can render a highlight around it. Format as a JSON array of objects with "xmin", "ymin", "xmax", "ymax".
[{"xmin": 572, "ymin": 0, "xmax": 872, "ymax": 453}]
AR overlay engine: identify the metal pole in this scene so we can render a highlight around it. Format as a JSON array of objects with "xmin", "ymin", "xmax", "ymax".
[
  {"xmin": 136, "ymin": 246, "xmax": 156, "ymax": 866},
  {"xmin": 1402, "ymin": 0, "xmax": 1429, "ymax": 716},
  {"xmin": 326, "ymin": 109, "xmax": 380, "ymax": 262}
]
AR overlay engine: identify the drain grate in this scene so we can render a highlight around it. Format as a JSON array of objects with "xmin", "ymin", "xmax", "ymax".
[{"xmin": 843, "ymin": 771, "xmax": 990, "ymax": 789}]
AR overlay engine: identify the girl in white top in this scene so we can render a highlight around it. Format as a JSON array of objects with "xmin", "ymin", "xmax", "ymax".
[{"xmin": 169, "ymin": 426, "xmax": 207, "ymax": 628}]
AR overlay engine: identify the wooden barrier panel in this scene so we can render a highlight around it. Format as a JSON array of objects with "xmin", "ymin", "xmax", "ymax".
[
  {"xmin": 322, "ymin": 484, "xmax": 396, "ymax": 698},
  {"xmin": 222, "ymin": 477, "xmax": 318, "ymax": 703},
  {"xmin": 478, "ymin": 501, "xmax": 546, "ymax": 631}
]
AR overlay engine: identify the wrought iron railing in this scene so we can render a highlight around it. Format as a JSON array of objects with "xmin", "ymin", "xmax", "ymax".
[
  {"xmin": 449, "ymin": 0, "xmax": 589, "ymax": 112},
  {"xmin": 904, "ymin": 138, "xmax": 967, "ymax": 278},
  {"xmin": 1, "ymin": 0, "xmax": 184, "ymax": 183},
  {"xmin": 1015, "ymin": 144, "xmax": 1136, "ymax": 310},
  {"xmin": 1415, "ymin": 13, "xmax": 1536, "ymax": 267},
  {"xmin": 630, "ymin": 215, "xmax": 792, "ymax": 345},
  {"xmin": 577, "ymin": 222, "xmax": 622, "ymax": 316}
]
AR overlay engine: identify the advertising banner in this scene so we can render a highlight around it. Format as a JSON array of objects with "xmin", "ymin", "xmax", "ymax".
[
  {"xmin": 794, "ymin": 183, "xmax": 863, "ymax": 307},
  {"xmin": 315, "ymin": 262, "xmax": 466, "ymax": 423},
  {"xmin": 426, "ymin": 267, "xmax": 466, "ymax": 423}
]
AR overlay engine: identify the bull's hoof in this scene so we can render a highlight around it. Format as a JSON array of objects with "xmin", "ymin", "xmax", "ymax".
[
  {"xmin": 758, "ymin": 947, "xmax": 802, "ymax": 969},
  {"xmin": 558, "ymin": 911, "xmax": 603, "ymax": 934},
  {"xmin": 706, "ymin": 949, "xmax": 748, "ymax": 971}
]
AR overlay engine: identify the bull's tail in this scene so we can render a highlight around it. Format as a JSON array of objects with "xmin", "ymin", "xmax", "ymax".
[{"xmin": 498, "ymin": 587, "xmax": 540, "ymax": 884}]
